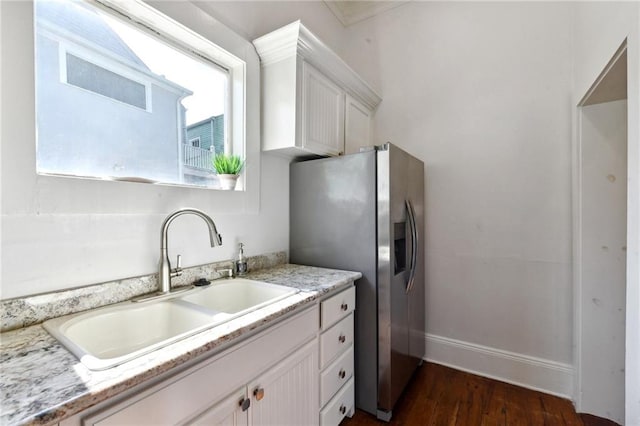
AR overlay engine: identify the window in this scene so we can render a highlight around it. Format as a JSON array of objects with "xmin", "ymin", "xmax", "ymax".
[
  {"xmin": 64, "ymin": 52, "xmax": 149, "ymax": 110},
  {"xmin": 34, "ymin": 0, "xmax": 246, "ymax": 189}
]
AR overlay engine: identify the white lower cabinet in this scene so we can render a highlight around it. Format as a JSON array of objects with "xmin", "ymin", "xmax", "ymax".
[
  {"xmin": 60, "ymin": 284, "xmax": 358, "ymax": 426},
  {"xmin": 320, "ymin": 378, "xmax": 355, "ymax": 426},
  {"xmin": 320, "ymin": 347, "xmax": 354, "ymax": 408},
  {"xmin": 248, "ymin": 339, "xmax": 318, "ymax": 425},
  {"xmin": 191, "ymin": 339, "xmax": 318, "ymax": 426},
  {"xmin": 72, "ymin": 306, "xmax": 319, "ymax": 426},
  {"xmin": 319, "ymin": 286, "xmax": 356, "ymax": 425},
  {"xmin": 189, "ymin": 388, "xmax": 248, "ymax": 426}
]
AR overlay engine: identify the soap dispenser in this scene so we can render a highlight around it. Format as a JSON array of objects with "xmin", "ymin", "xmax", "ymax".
[{"xmin": 235, "ymin": 243, "xmax": 248, "ymax": 276}]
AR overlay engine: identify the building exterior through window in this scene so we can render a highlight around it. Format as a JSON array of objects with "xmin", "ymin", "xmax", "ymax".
[{"xmin": 35, "ymin": 0, "xmax": 229, "ymax": 187}]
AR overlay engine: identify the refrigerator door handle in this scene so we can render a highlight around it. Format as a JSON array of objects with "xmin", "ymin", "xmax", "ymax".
[{"xmin": 405, "ymin": 199, "xmax": 418, "ymax": 294}]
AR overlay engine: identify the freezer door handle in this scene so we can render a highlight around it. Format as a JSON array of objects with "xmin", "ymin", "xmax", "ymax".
[{"xmin": 406, "ymin": 199, "xmax": 418, "ymax": 294}]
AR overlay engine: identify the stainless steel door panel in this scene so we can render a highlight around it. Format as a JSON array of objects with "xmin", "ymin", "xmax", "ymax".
[
  {"xmin": 407, "ymin": 155, "xmax": 425, "ymax": 364},
  {"xmin": 376, "ymin": 147, "xmax": 393, "ymax": 412},
  {"xmin": 289, "ymin": 151, "xmax": 379, "ymax": 415},
  {"xmin": 290, "ymin": 152, "xmax": 376, "ymax": 272},
  {"xmin": 377, "ymin": 144, "xmax": 416, "ymax": 414}
]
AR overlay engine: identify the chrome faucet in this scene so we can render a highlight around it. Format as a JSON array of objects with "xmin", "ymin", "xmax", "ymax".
[{"xmin": 158, "ymin": 208, "xmax": 222, "ymax": 293}]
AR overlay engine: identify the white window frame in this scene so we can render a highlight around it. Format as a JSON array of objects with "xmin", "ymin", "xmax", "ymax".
[
  {"xmin": 13, "ymin": 0, "xmax": 259, "ymax": 224},
  {"xmin": 190, "ymin": 137, "xmax": 201, "ymax": 148}
]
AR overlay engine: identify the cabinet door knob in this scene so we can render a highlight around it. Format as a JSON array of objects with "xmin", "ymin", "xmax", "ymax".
[
  {"xmin": 340, "ymin": 303, "xmax": 348, "ymax": 311},
  {"xmin": 238, "ymin": 397, "xmax": 251, "ymax": 412},
  {"xmin": 338, "ymin": 334, "xmax": 346, "ymax": 343},
  {"xmin": 339, "ymin": 369, "xmax": 346, "ymax": 379},
  {"xmin": 339, "ymin": 404, "xmax": 346, "ymax": 415},
  {"xmin": 253, "ymin": 387, "xmax": 265, "ymax": 401}
]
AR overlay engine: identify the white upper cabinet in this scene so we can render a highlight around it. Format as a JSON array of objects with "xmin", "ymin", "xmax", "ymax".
[
  {"xmin": 302, "ymin": 62, "xmax": 346, "ymax": 156},
  {"xmin": 253, "ymin": 21, "xmax": 381, "ymax": 159},
  {"xmin": 344, "ymin": 95, "xmax": 372, "ymax": 155}
]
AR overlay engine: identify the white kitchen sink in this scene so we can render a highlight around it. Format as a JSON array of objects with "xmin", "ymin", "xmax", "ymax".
[
  {"xmin": 43, "ymin": 300, "xmax": 229, "ymax": 370},
  {"xmin": 43, "ymin": 279, "xmax": 298, "ymax": 370},
  {"xmin": 179, "ymin": 278, "xmax": 298, "ymax": 314}
]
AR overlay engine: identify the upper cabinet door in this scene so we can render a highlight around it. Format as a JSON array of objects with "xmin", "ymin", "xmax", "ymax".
[
  {"xmin": 253, "ymin": 21, "xmax": 381, "ymax": 160},
  {"xmin": 344, "ymin": 95, "xmax": 372, "ymax": 155},
  {"xmin": 302, "ymin": 62, "xmax": 345, "ymax": 157}
]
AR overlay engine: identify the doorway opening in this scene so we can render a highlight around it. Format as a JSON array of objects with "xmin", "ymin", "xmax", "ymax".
[{"xmin": 574, "ymin": 41, "xmax": 628, "ymax": 424}]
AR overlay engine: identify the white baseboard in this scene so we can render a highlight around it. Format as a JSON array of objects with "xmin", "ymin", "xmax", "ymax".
[{"xmin": 425, "ymin": 333, "xmax": 574, "ymax": 400}]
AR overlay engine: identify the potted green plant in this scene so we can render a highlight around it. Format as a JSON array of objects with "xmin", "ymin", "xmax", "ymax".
[{"xmin": 212, "ymin": 154, "xmax": 244, "ymax": 190}]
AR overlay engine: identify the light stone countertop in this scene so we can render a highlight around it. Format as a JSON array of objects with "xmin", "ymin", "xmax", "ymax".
[{"xmin": 0, "ymin": 264, "xmax": 361, "ymax": 426}]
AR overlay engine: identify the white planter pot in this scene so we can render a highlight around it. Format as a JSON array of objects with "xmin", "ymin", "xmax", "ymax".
[{"xmin": 217, "ymin": 174, "xmax": 239, "ymax": 190}]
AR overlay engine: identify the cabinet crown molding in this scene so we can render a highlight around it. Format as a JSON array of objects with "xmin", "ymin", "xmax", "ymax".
[{"xmin": 253, "ymin": 20, "xmax": 381, "ymax": 111}]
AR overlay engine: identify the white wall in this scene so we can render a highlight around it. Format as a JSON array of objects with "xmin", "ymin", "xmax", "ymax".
[
  {"xmin": 0, "ymin": 0, "xmax": 349, "ymax": 300},
  {"xmin": 342, "ymin": 2, "xmax": 575, "ymax": 396},
  {"xmin": 0, "ymin": 0, "xmax": 297, "ymax": 299},
  {"xmin": 572, "ymin": 3, "xmax": 640, "ymax": 424}
]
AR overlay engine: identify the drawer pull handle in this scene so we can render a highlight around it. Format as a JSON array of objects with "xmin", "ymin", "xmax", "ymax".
[
  {"xmin": 253, "ymin": 387, "xmax": 265, "ymax": 401},
  {"xmin": 339, "ymin": 404, "xmax": 346, "ymax": 415},
  {"xmin": 341, "ymin": 303, "xmax": 348, "ymax": 311},
  {"xmin": 338, "ymin": 334, "xmax": 346, "ymax": 343},
  {"xmin": 339, "ymin": 369, "xmax": 346, "ymax": 379}
]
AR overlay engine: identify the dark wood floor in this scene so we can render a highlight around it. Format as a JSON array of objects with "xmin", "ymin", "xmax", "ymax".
[{"xmin": 341, "ymin": 363, "xmax": 619, "ymax": 426}]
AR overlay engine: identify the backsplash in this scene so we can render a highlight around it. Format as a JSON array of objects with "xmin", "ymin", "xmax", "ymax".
[{"xmin": 0, "ymin": 251, "xmax": 287, "ymax": 332}]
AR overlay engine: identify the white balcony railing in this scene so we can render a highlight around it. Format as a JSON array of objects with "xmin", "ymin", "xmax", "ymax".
[{"xmin": 183, "ymin": 143, "xmax": 214, "ymax": 171}]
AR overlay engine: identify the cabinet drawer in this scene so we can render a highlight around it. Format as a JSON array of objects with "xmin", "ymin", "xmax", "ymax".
[
  {"xmin": 320, "ymin": 313, "xmax": 353, "ymax": 368},
  {"xmin": 321, "ymin": 286, "xmax": 355, "ymax": 330},
  {"xmin": 320, "ymin": 346, "xmax": 354, "ymax": 407},
  {"xmin": 320, "ymin": 377, "xmax": 354, "ymax": 426}
]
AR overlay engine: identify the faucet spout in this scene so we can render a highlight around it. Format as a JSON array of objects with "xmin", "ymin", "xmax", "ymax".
[{"xmin": 158, "ymin": 208, "xmax": 222, "ymax": 293}]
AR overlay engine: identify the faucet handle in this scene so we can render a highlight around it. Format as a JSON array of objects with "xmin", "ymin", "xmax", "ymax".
[
  {"xmin": 215, "ymin": 267, "xmax": 234, "ymax": 279},
  {"xmin": 171, "ymin": 254, "xmax": 183, "ymax": 278}
]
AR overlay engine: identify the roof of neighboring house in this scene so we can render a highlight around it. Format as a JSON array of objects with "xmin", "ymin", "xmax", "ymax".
[
  {"xmin": 36, "ymin": 0, "xmax": 192, "ymax": 97},
  {"xmin": 36, "ymin": 0, "xmax": 149, "ymax": 70}
]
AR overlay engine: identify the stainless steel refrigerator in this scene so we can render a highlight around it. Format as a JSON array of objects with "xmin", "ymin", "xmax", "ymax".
[{"xmin": 290, "ymin": 142, "xmax": 425, "ymax": 421}]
